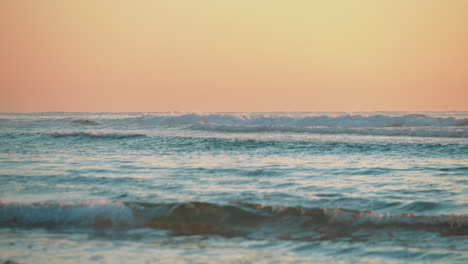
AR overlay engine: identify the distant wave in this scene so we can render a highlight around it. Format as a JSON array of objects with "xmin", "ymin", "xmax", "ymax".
[
  {"xmin": 193, "ymin": 121, "xmax": 468, "ymax": 138},
  {"xmin": 71, "ymin": 119, "xmax": 99, "ymax": 126},
  {"xmin": 136, "ymin": 113, "xmax": 468, "ymax": 128},
  {"xmin": 1, "ymin": 201, "xmax": 466, "ymax": 239},
  {"xmin": 47, "ymin": 131, "xmax": 146, "ymax": 139},
  {"xmin": 4, "ymin": 113, "xmax": 467, "ymax": 130}
]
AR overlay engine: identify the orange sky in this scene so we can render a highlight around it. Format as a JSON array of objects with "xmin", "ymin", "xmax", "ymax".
[{"xmin": 1, "ymin": 0, "xmax": 467, "ymax": 112}]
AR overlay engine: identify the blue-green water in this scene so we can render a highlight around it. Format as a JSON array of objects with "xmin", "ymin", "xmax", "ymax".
[{"xmin": 1, "ymin": 112, "xmax": 467, "ymax": 263}]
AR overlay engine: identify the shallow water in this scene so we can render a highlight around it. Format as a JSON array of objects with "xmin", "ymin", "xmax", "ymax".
[{"xmin": 0, "ymin": 112, "xmax": 467, "ymax": 263}]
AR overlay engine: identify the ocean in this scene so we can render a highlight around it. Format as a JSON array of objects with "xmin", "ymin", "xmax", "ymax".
[{"xmin": 0, "ymin": 112, "xmax": 467, "ymax": 263}]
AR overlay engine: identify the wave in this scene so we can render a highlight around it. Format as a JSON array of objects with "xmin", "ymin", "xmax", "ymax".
[
  {"xmin": 47, "ymin": 131, "xmax": 146, "ymax": 139},
  {"xmin": 1, "ymin": 201, "xmax": 466, "ymax": 239},
  {"xmin": 136, "ymin": 113, "xmax": 468, "ymax": 128},
  {"xmin": 71, "ymin": 119, "xmax": 99, "ymax": 126},
  {"xmin": 193, "ymin": 121, "xmax": 468, "ymax": 138}
]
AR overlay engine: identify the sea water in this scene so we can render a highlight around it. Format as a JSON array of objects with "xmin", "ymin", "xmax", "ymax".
[{"xmin": 0, "ymin": 112, "xmax": 467, "ymax": 263}]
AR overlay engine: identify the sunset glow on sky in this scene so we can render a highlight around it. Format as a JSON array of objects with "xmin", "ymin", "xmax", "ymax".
[{"xmin": 1, "ymin": 0, "xmax": 467, "ymax": 112}]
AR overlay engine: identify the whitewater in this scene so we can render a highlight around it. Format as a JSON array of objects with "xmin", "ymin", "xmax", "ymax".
[{"xmin": 0, "ymin": 112, "xmax": 467, "ymax": 263}]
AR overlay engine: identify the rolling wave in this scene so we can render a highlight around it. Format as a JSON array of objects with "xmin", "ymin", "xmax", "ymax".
[
  {"xmin": 1, "ymin": 201, "xmax": 466, "ymax": 239},
  {"xmin": 138, "ymin": 113, "xmax": 468, "ymax": 127},
  {"xmin": 193, "ymin": 121, "xmax": 468, "ymax": 138},
  {"xmin": 47, "ymin": 131, "xmax": 146, "ymax": 139}
]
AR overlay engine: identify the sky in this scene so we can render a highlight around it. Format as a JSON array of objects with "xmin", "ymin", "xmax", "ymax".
[{"xmin": 1, "ymin": 0, "xmax": 467, "ymax": 112}]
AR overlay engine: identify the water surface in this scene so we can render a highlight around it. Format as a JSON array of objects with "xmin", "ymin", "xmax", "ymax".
[{"xmin": 1, "ymin": 112, "xmax": 467, "ymax": 263}]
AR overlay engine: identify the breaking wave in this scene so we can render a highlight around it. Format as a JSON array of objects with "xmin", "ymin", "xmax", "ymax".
[
  {"xmin": 193, "ymin": 121, "xmax": 468, "ymax": 138},
  {"xmin": 1, "ymin": 201, "xmax": 466, "ymax": 239},
  {"xmin": 138, "ymin": 113, "xmax": 468, "ymax": 128},
  {"xmin": 47, "ymin": 131, "xmax": 146, "ymax": 139}
]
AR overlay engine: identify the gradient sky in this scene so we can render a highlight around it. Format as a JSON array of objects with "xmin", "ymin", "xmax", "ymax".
[{"xmin": 1, "ymin": 0, "xmax": 467, "ymax": 112}]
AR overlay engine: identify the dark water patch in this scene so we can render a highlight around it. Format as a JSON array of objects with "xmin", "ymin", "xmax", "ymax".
[
  {"xmin": 272, "ymin": 182, "xmax": 296, "ymax": 188},
  {"xmin": 324, "ymin": 165, "xmax": 467, "ymax": 177},
  {"xmin": 47, "ymin": 131, "xmax": 146, "ymax": 139},
  {"xmin": 295, "ymin": 185, "xmax": 320, "ymax": 192},
  {"xmin": 413, "ymin": 189, "xmax": 453, "ymax": 195},
  {"xmin": 314, "ymin": 193, "xmax": 343, "ymax": 198},
  {"xmin": 71, "ymin": 119, "xmax": 99, "ymax": 126},
  {"xmin": 374, "ymin": 201, "xmax": 403, "ymax": 210},
  {"xmin": 163, "ymin": 137, "xmax": 283, "ymax": 152},
  {"xmin": 324, "ymin": 167, "xmax": 409, "ymax": 176},
  {"xmin": 65, "ymin": 168, "xmax": 135, "ymax": 175},
  {"xmin": 2, "ymin": 261, "xmax": 24, "ymax": 264},
  {"xmin": 452, "ymin": 179, "xmax": 468, "ymax": 185},
  {"xmin": 438, "ymin": 167, "xmax": 468, "ymax": 173},
  {"xmin": 402, "ymin": 201, "xmax": 441, "ymax": 212},
  {"xmin": 244, "ymin": 169, "xmax": 282, "ymax": 177},
  {"xmin": 199, "ymin": 167, "xmax": 283, "ymax": 177},
  {"xmin": 216, "ymin": 179, "xmax": 257, "ymax": 186},
  {"xmin": 457, "ymin": 120, "xmax": 468, "ymax": 126},
  {"xmin": 347, "ymin": 167, "xmax": 397, "ymax": 176},
  {"xmin": 203, "ymin": 168, "xmax": 242, "ymax": 174},
  {"xmin": 407, "ymin": 114, "xmax": 431, "ymax": 118},
  {"xmin": 117, "ymin": 165, "xmax": 149, "ymax": 170}
]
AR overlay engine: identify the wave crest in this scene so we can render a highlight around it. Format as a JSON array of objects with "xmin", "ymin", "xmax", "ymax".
[
  {"xmin": 138, "ymin": 113, "xmax": 468, "ymax": 128},
  {"xmin": 193, "ymin": 121, "xmax": 468, "ymax": 138},
  {"xmin": 1, "ymin": 201, "xmax": 466, "ymax": 239}
]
